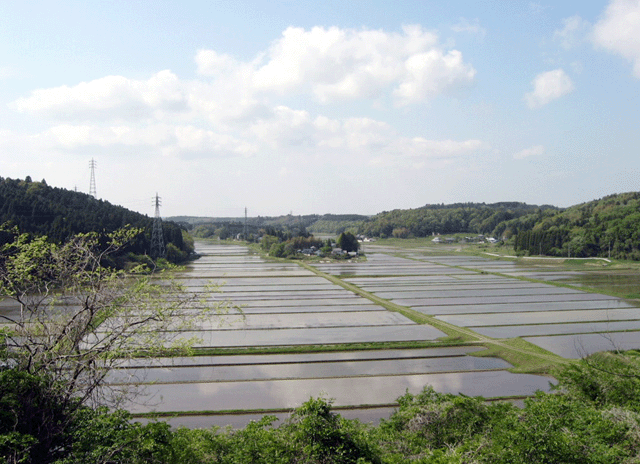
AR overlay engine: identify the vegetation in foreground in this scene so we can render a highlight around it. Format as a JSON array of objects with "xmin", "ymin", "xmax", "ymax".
[{"xmin": 2, "ymin": 351, "xmax": 640, "ymax": 463}]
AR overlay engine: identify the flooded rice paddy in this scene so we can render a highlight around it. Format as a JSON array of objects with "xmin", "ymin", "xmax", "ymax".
[
  {"xmin": 8, "ymin": 240, "xmax": 635, "ymax": 428},
  {"xmin": 96, "ymin": 241, "xmax": 631, "ymax": 428}
]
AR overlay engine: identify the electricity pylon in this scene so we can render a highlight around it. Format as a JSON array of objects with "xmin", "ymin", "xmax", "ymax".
[
  {"xmin": 89, "ymin": 159, "xmax": 97, "ymax": 198},
  {"xmin": 150, "ymin": 193, "xmax": 166, "ymax": 259}
]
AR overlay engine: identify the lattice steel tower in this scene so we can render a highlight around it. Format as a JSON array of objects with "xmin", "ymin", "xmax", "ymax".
[
  {"xmin": 89, "ymin": 158, "xmax": 97, "ymax": 197},
  {"xmin": 151, "ymin": 193, "xmax": 166, "ymax": 259}
]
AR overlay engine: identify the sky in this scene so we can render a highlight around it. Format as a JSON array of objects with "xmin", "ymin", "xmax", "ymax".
[{"xmin": 1, "ymin": 1, "xmax": 639, "ymax": 218}]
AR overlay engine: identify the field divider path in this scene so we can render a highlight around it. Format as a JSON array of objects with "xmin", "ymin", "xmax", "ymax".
[{"xmin": 298, "ymin": 259, "xmax": 570, "ymax": 374}]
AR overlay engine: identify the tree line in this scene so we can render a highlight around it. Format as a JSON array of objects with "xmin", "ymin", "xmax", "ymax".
[
  {"xmin": 357, "ymin": 202, "xmax": 556, "ymax": 238},
  {"xmin": 510, "ymin": 192, "xmax": 640, "ymax": 260},
  {"xmin": 340, "ymin": 193, "xmax": 640, "ymax": 261}
]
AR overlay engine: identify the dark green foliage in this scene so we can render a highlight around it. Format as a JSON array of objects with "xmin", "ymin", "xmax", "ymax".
[
  {"xmin": 513, "ymin": 192, "xmax": 640, "ymax": 260},
  {"xmin": 0, "ymin": 370, "xmax": 73, "ymax": 464},
  {"xmin": 0, "ymin": 369, "xmax": 179, "ymax": 464},
  {"xmin": 555, "ymin": 351, "xmax": 640, "ymax": 412},
  {"xmin": 359, "ymin": 202, "xmax": 554, "ymax": 238},
  {"xmin": 0, "ymin": 176, "xmax": 191, "ymax": 264},
  {"xmin": 260, "ymin": 234, "xmax": 280, "ymax": 252},
  {"xmin": 57, "ymin": 409, "xmax": 174, "ymax": 464},
  {"xmin": 376, "ymin": 387, "xmax": 508, "ymax": 462},
  {"xmin": 281, "ymin": 397, "xmax": 379, "ymax": 464},
  {"xmin": 261, "ymin": 232, "xmax": 323, "ymax": 258},
  {"xmin": 485, "ymin": 392, "xmax": 639, "ymax": 464},
  {"xmin": 269, "ymin": 242, "xmax": 289, "ymax": 258},
  {"xmin": 337, "ymin": 232, "xmax": 359, "ymax": 253}
]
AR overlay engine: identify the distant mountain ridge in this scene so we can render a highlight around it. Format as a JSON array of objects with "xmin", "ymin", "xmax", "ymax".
[
  {"xmin": 8, "ymin": 174, "xmax": 637, "ymax": 261},
  {"xmin": 177, "ymin": 194, "xmax": 640, "ymax": 260}
]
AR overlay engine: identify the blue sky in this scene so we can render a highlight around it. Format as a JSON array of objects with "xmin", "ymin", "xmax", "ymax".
[{"xmin": 1, "ymin": 1, "xmax": 639, "ymax": 217}]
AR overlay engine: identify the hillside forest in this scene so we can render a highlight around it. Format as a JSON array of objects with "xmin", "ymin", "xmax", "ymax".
[{"xmin": 0, "ymin": 176, "xmax": 194, "ymax": 265}]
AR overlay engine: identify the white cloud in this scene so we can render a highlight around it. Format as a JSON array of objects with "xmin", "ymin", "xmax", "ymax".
[
  {"xmin": 246, "ymin": 24, "xmax": 475, "ymax": 105},
  {"xmin": 195, "ymin": 49, "xmax": 240, "ymax": 76},
  {"xmin": 451, "ymin": 18, "xmax": 486, "ymax": 39},
  {"xmin": 393, "ymin": 49, "xmax": 476, "ymax": 106},
  {"xmin": 7, "ymin": 24, "xmax": 481, "ymax": 174},
  {"xmin": 41, "ymin": 123, "xmax": 256, "ymax": 159},
  {"xmin": 247, "ymin": 106, "xmax": 483, "ymax": 167},
  {"xmin": 592, "ymin": 0, "xmax": 640, "ymax": 77},
  {"xmin": 525, "ymin": 69, "xmax": 574, "ymax": 108},
  {"xmin": 12, "ymin": 25, "xmax": 475, "ymax": 130},
  {"xmin": 554, "ymin": 15, "xmax": 591, "ymax": 50},
  {"xmin": 370, "ymin": 137, "xmax": 484, "ymax": 168},
  {"xmin": 514, "ymin": 145, "xmax": 545, "ymax": 159},
  {"xmin": 278, "ymin": 167, "xmax": 293, "ymax": 177},
  {"xmin": 11, "ymin": 70, "xmax": 187, "ymax": 121}
]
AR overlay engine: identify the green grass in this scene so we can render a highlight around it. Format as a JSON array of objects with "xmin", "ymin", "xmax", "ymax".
[
  {"xmin": 187, "ymin": 340, "xmax": 464, "ymax": 357},
  {"xmin": 471, "ymin": 338, "xmax": 571, "ymax": 375}
]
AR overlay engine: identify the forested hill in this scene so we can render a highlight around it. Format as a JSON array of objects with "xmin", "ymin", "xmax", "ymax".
[
  {"xmin": 510, "ymin": 192, "xmax": 640, "ymax": 260},
  {"xmin": 0, "ymin": 176, "xmax": 191, "ymax": 262},
  {"xmin": 355, "ymin": 193, "xmax": 640, "ymax": 261},
  {"xmin": 359, "ymin": 202, "xmax": 558, "ymax": 238},
  {"xmin": 171, "ymin": 213, "xmax": 370, "ymax": 237}
]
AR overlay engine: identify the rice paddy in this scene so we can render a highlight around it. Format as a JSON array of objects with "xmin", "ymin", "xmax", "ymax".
[{"xmin": 105, "ymin": 240, "xmax": 640, "ymax": 428}]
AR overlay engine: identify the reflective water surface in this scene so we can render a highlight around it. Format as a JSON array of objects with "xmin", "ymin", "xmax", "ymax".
[{"xmin": 98, "ymin": 241, "xmax": 636, "ymax": 426}]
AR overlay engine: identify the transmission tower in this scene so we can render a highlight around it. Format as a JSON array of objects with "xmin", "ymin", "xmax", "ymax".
[
  {"xmin": 89, "ymin": 158, "xmax": 97, "ymax": 198},
  {"xmin": 150, "ymin": 193, "xmax": 166, "ymax": 259}
]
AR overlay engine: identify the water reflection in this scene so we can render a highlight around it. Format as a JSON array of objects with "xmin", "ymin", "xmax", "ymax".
[
  {"xmin": 108, "ymin": 355, "xmax": 511, "ymax": 384},
  {"xmin": 126, "ymin": 371, "xmax": 554, "ymax": 414}
]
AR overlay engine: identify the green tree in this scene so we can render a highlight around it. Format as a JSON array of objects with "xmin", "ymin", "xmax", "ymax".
[
  {"xmin": 337, "ymin": 232, "xmax": 359, "ymax": 253},
  {"xmin": 0, "ymin": 226, "xmax": 236, "ymax": 411}
]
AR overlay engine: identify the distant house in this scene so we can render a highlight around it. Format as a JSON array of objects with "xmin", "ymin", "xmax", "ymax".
[{"xmin": 301, "ymin": 246, "xmax": 319, "ymax": 256}]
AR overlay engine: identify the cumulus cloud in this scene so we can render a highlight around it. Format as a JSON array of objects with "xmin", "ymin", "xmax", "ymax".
[
  {"xmin": 7, "ymin": 24, "xmax": 481, "ymax": 169},
  {"xmin": 554, "ymin": 15, "xmax": 591, "ymax": 50},
  {"xmin": 11, "ymin": 70, "xmax": 187, "ymax": 121},
  {"xmin": 525, "ymin": 69, "xmax": 574, "ymax": 108},
  {"xmin": 195, "ymin": 49, "xmax": 241, "ymax": 76},
  {"xmin": 12, "ymin": 24, "xmax": 475, "ymax": 128},
  {"xmin": 592, "ymin": 0, "xmax": 640, "ymax": 77},
  {"xmin": 205, "ymin": 25, "xmax": 476, "ymax": 105},
  {"xmin": 42, "ymin": 123, "xmax": 256, "ymax": 159},
  {"xmin": 514, "ymin": 145, "xmax": 545, "ymax": 159}
]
